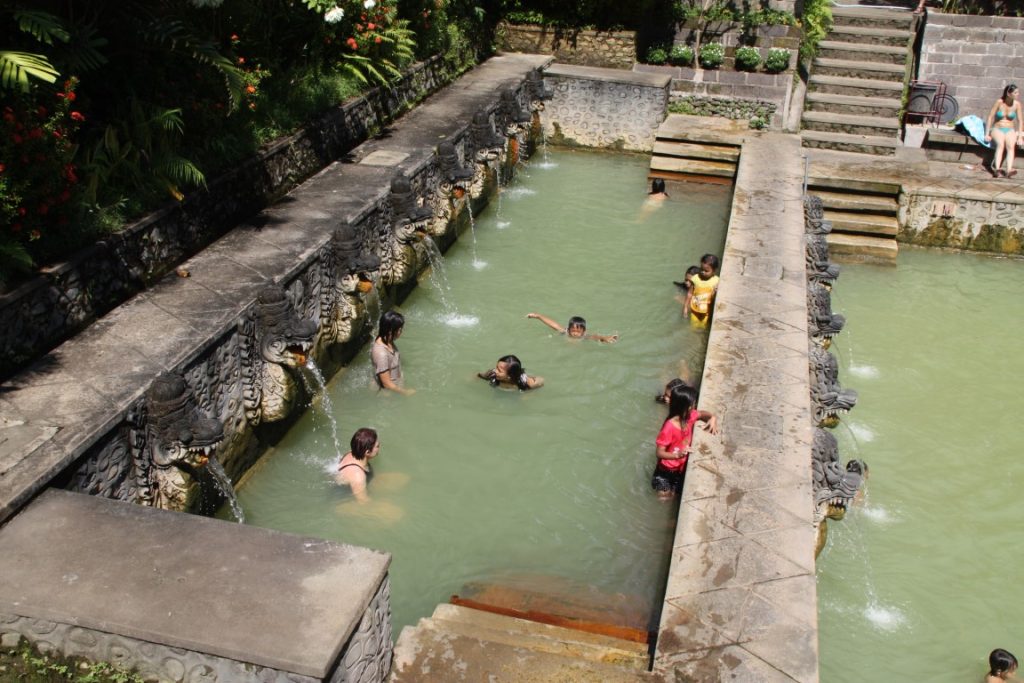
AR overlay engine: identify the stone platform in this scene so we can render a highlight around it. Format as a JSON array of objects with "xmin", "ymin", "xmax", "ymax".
[{"xmin": 0, "ymin": 489, "xmax": 391, "ymax": 681}]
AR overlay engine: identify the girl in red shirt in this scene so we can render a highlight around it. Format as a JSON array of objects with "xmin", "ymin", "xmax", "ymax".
[{"xmin": 653, "ymin": 384, "xmax": 718, "ymax": 498}]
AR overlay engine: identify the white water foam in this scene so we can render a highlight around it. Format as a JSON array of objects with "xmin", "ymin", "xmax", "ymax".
[
  {"xmin": 442, "ymin": 313, "xmax": 479, "ymax": 328},
  {"xmin": 860, "ymin": 505, "xmax": 895, "ymax": 525},
  {"xmin": 864, "ymin": 603, "xmax": 906, "ymax": 631},
  {"xmin": 849, "ymin": 364, "xmax": 880, "ymax": 379},
  {"xmin": 848, "ymin": 423, "xmax": 875, "ymax": 442},
  {"xmin": 472, "ymin": 259, "xmax": 488, "ymax": 270},
  {"xmin": 533, "ymin": 161, "xmax": 559, "ymax": 170},
  {"xmin": 504, "ymin": 187, "xmax": 536, "ymax": 199},
  {"xmin": 496, "ymin": 221, "xmax": 511, "ymax": 230}
]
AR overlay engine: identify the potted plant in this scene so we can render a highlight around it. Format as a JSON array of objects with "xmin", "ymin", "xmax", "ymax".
[
  {"xmin": 698, "ymin": 42, "xmax": 725, "ymax": 69},
  {"xmin": 646, "ymin": 46, "xmax": 669, "ymax": 65},
  {"xmin": 764, "ymin": 47, "xmax": 791, "ymax": 73},
  {"xmin": 734, "ymin": 46, "xmax": 761, "ymax": 72},
  {"xmin": 669, "ymin": 44, "xmax": 695, "ymax": 66}
]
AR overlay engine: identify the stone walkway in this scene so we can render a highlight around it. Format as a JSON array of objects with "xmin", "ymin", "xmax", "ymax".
[{"xmin": 653, "ymin": 123, "xmax": 818, "ymax": 682}]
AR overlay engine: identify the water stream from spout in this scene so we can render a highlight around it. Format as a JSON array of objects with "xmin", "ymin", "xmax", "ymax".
[
  {"xmin": 304, "ymin": 358, "xmax": 343, "ymax": 455},
  {"xmin": 420, "ymin": 237, "xmax": 455, "ymax": 314},
  {"xmin": 207, "ymin": 456, "xmax": 245, "ymax": 523},
  {"xmin": 465, "ymin": 199, "xmax": 486, "ymax": 270}
]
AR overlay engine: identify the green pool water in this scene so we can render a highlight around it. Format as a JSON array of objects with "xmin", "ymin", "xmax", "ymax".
[
  {"xmin": 817, "ymin": 247, "xmax": 1024, "ymax": 681},
  {"xmin": 231, "ymin": 149, "xmax": 731, "ymax": 631}
]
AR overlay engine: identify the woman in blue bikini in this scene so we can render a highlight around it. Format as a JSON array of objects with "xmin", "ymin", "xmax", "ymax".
[{"xmin": 985, "ymin": 84, "xmax": 1022, "ymax": 178}]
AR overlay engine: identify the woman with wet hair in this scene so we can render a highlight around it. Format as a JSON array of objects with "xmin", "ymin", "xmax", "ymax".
[
  {"xmin": 371, "ymin": 311, "xmax": 414, "ymax": 395},
  {"xmin": 335, "ymin": 427, "xmax": 380, "ymax": 502},
  {"xmin": 986, "ymin": 648, "xmax": 1018, "ymax": 682},
  {"xmin": 477, "ymin": 354, "xmax": 544, "ymax": 390}
]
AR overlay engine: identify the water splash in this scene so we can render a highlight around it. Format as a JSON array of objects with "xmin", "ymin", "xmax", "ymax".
[
  {"xmin": 207, "ymin": 456, "xmax": 245, "ymax": 523},
  {"xmin": 864, "ymin": 602, "xmax": 907, "ymax": 632},
  {"xmin": 440, "ymin": 313, "xmax": 479, "ymax": 327},
  {"xmin": 303, "ymin": 358, "xmax": 343, "ymax": 455},
  {"xmin": 850, "ymin": 364, "xmax": 880, "ymax": 379},
  {"xmin": 860, "ymin": 505, "xmax": 896, "ymax": 525},
  {"xmin": 420, "ymin": 237, "xmax": 455, "ymax": 313},
  {"xmin": 848, "ymin": 422, "xmax": 875, "ymax": 443},
  {"xmin": 464, "ymin": 198, "xmax": 486, "ymax": 269}
]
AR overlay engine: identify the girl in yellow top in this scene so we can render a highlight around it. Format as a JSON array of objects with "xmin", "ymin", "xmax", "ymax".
[{"xmin": 684, "ymin": 254, "xmax": 720, "ymax": 328}]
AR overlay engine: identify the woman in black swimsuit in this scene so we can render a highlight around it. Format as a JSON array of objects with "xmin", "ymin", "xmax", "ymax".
[{"xmin": 335, "ymin": 427, "xmax": 379, "ymax": 502}]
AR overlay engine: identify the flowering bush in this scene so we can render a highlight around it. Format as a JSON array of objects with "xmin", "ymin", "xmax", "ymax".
[
  {"xmin": 645, "ymin": 47, "xmax": 668, "ymax": 65},
  {"xmin": 764, "ymin": 47, "xmax": 791, "ymax": 73},
  {"xmin": 698, "ymin": 42, "xmax": 725, "ymax": 69},
  {"xmin": 669, "ymin": 44, "xmax": 694, "ymax": 66},
  {"xmin": 0, "ymin": 78, "xmax": 83, "ymax": 272},
  {"xmin": 734, "ymin": 46, "xmax": 761, "ymax": 72}
]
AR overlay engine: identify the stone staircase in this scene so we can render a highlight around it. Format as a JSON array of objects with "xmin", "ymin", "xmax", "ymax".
[
  {"xmin": 389, "ymin": 603, "xmax": 653, "ymax": 682},
  {"xmin": 649, "ymin": 116, "xmax": 742, "ymax": 183},
  {"xmin": 801, "ymin": 6, "xmax": 918, "ymax": 156},
  {"xmin": 808, "ymin": 175, "xmax": 901, "ymax": 261}
]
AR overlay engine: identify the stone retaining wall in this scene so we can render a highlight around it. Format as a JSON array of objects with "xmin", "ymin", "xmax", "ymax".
[
  {"xmin": 669, "ymin": 93, "xmax": 777, "ymax": 127},
  {"xmin": 918, "ymin": 12, "xmax": 1024, "ymax": 122},
  {"xmin": 497, "ymin": 23, "xmax": 636, "ymax": 70},
  {"xmin": 541, "ymin": 64, "xmax": 670, "ymax": 151},
  {"xmin": 899, "ymin": 190, "xmax": 1024, "ymax": 253},
  {"xmin": 0, "ymin": 57, "xmax": 449, "ymax": 380}
]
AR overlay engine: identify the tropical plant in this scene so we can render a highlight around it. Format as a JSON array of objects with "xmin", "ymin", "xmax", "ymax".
[
  {"xmin": 698, "ymin": 41, "xmax": 724, "ymax": 68},
  {"xmin": 799, "ymin": 0, "xmax": 833, "ymax": 63},
  {"xmin": 764, "ymin": 47, "xmax": 790, "ymax": 73},
  {"xmin": 677, "ymin": 0, "xmax": 734, "ymax": 57},
  {"xmin": 734, "ymin": 45, "xmax": 761, "ymax": 71},
  {"xmin": 669, "ymin": 44, "xmax": 694, "ymax": 66}
]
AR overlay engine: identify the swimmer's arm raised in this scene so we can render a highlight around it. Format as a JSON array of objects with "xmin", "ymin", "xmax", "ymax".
[{"xmin": 526, "ymin": 312, "xmax": 563, "ymax": 332}]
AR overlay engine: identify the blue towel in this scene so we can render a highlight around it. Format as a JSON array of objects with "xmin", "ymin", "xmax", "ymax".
[{"xmin": 955, "ymin": 115, "xmax": 992, "ymax": 148}]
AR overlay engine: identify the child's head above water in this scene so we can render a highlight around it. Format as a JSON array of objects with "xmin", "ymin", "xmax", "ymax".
[
  {"xmin": 989, "ymin": 649, "xmax": 1018, "ymax": 678},
  {"xmin": 566, "ymin": 316, "xmax": 587, "ymax": 338},
  {"xmin": 699, "ymin": 253, "xmax": 720, "ymax": 278},
  {"xmin": 683, "ymin": 265, "xmax": 700, "ymax": 290}
]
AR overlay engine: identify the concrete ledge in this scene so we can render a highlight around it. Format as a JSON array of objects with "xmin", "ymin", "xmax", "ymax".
[
  {"xmin": 545, "ymin": 63, "xmax": 671, "ymax": 88},
  {"xmin": 0, "ymin": 490, "xmax": 390, "ymax": 679}
]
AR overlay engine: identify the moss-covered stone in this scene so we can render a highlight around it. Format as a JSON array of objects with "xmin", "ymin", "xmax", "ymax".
[{"xmin": 967, "ymin": 223, "xmax": 1024, "ymax": 254}]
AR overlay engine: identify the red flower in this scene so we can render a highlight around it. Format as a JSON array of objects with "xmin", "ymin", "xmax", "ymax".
[
  {"xmin": 237, "ymin": 57, "xmax": 245, "ymax": 65},
  {"xmin": 65, "ymin": 91, "xmax": 76, "ymax": 102},
  {"xmin": 65, "ymin": 165, "xmax": 78, "ymax": 184},
  {"xmin": 52, "ymin": 129, "xmax": 62, "ymax": 139},
  {"xmin": 70, "ymin": 111, "xmax": 85, "ymax": 122},
  {"xmin": 2, "ymin": 111, "xmax": 14, "ymax": 123},
  {"xmin": 367, "ymin": 22, "xmax": 376, "ymax": 30},
  {"xmin": 245, "ymin": 85, "xmax": 256, "ymax": 94},
  {"xmin": 59, "ymin": 189, "xmax": 71, "ymax": 203},
  {"xmin": 346, "ymin": 37, "xmax": 359, "ymax": 49},
  {"xmin": 37, "ymin": 106, "xmax": 48, "ymax": 117},
  {"xmin": 29, "ymin": 229, "xmax": 41, "ymax": 240},
  {"xmin": 12, "ymin": 133, "xmax": 22, "ymax": 144},
  {"xmin": 17, "ymin": 207, "xmax": 26, "ymax": 217},
  {"xmin": 55, "ymin": 92, "xmax": 65, "ymax": 100},
  {"xmin": 0, "ymin": 163, "xmax": 5, "ymax": 173},
  {"xmin": 28, "ymin": 128, "xmax": 43, "ymax": 140},
  {"xmin": 375, "ymin": 36, "xmax": 382, "ymax": 44},
  {"xmin": 230, "ymin": 33, "xmax": 239, "ymax": 41}
]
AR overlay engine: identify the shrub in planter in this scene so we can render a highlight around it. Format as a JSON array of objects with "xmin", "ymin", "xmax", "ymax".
[
  {"xmin": 669, "ymin": 44, "xmax": 694, "ymax": 66},
  {"xmin": 646, "ymin": 46, "xmax": 668, "ymax": 65},
  {"xmin": 734, "ymin": 46, "xmax": 761, "ymax": 72},
  {"xmin": 698, "ymin": 42, "xmax": 725, "ymax": 69},
  {"xmin": 764, "ymin": 47, "xmax": 791, "ymax": 73}
]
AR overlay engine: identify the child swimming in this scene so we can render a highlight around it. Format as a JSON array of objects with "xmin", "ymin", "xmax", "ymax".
[
  {"xmin": 986, "ymin": 648, "xmax": 1018, "ymax": 682},
  {"xmin": 477, "ymin": 354, "xmax": 544, "ymax": 390},
  {"xmin": 526, "ymin": 312, "xmax": 619, "ymax": 343}
]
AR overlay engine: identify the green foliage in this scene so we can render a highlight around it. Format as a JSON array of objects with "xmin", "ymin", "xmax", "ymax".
[
  {"xmin": 799, "ymin": 0, "xmax": 832, "ymax": 63},
  {"xmin": 667, "ymin": 99, "xmax": 697, "ymax": 115},
  {"xmin": 748, "ymin": 114, "xmax": 768, "ymax": 129},
  {"xmin": 646, "ymin": 46, "xmax": 668, "ymax": 64},
  {"xmin": 734, "ymin": 45, "xmax": 760, "ymax": 71},
  {"xmin": 669, "ymin": 44, "xmax": 694, "ymax": 66},
  {"xmin": 499, "ymin": 0, "xmax": 635, "ymax": 30},
  {"xmin": 764, "ymin": 46, "xmax": 790, "ymax": 73},
  {"xmin": 1, "ymin": 639, "xmax": 145, "ymax": 682},
  {"xmin": 741, "ymin": 8, "xmax": 796, "ymax": 30},
  {"xmin": 698, "ymin": 41, "xmax": 724, "ymax": 68}
]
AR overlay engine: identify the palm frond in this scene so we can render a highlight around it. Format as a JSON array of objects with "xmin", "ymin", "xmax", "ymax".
[
  {"xmin": 60, "ymin": 22, "xmax": 109, "ymax": 73},
  {"xmin": 14, "ymin": 10, "xmax": 70, "ymax": 45},
  {"xmin": 0, "ymin": 51, "xmax": 59, "ymax": 91}
]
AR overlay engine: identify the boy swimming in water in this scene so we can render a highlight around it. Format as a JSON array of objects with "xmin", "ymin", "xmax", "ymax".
[{"xmin": 526, "ymin": 313, "xmax": 619, "ymax": 343}]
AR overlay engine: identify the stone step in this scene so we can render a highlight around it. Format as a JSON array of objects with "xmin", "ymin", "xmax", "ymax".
[
  {"xmin": 823, "ymin": 210, "xmax": 899, "ymax": 236},
  {"xmin": 826, "ymin": 233, "xmax": 899, "ymax": 263},
  {"xmin": 801, "ymin": 110, "xmax": 900, "ymax": 138},
  {"xmin": 810, "ymin": 189, "xmax": 899, "ymax": 214},
  {"xmin": 818, "ymin": 40, "xmax": 910, "ymax": 66},
  {"xmin": 801, "ymin": 129, "xmax": 897, "ymax": 156},
  {"xmin": 652, "ymin": 139, "xmax": 739, "ymax": 162},
  {"xmin": 809, "ymin": 74, "xmax": 904, "ymax": 99},
  {"xmin": 827, "ymin": 24, "xmax": 913, "ymax": 47},
  {"xmin": 428, "ymin": 604, "xmax": 650, "ymax": 670},
  {"xmin": 807, "ymin": 175, "xmax": 901, "ymax": 195},
  {"xmin": 804, "ymin": 91, "xmax": 901, "ymax": 117},
  {"xmin": 650, "ymin": 156, "xmax": 736, "ymax": 178},
  {"xmin": 812, "ymin": 57, "xmax": 907, "ymax": 83},
  {"xmin": 390, "ymin": 622, "xmax": 652, "ymax": 682},
  {"xmin": 831, "ymin": 6, "xmax": 915, "ymax": 30}
]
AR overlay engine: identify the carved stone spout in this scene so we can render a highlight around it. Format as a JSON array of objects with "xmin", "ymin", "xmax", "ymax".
[
  {"xmin": 144, "ymin": 372, "xmax": 224, "ymax": 511},
  {"xmin": 804, "ymin": 194, "xmax": 840, "ymax": 287},
  {"xmin": 500, "ymin": 87, "xmax": 532, "ymax": 133},
  {"xmin": 321, "ymin": 223, "xmax": 381, "ymax": 348},
  {"xmin": 241, "ymin": 286, "xmax": 318, "ymax": 426},
  {"xmin": 381, "ymin": 218, "xmax": 425, "ymax": 287},
  {"xmin": 471, "ymin": 109, "xmax": 506, "ymax": 161},
  {"xmin": 525, "ymin": 68, "xmax": 553, "ymax": 109},
  {"xmin": 438, "ymin": 141, "xmax": 474, "ymax": 186},
  {"xmin": 812, "ymin": 428, "xmax": 867, "ymax": 555},
  {"xmin": 808, "ymin": 281, "xmax": 846, "ymax": 348},
  {"xmin": 809, "ymin": 344, "xmax": 858, "ymax": 428},
  {"xmin": 390, "ymin": 172, "xmax": 433, "ymax": 225}
]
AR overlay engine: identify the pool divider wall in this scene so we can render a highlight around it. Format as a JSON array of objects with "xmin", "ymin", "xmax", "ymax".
[{"xmin": 0, "ymin": 53, "xmax": 549, "ymax": 681}]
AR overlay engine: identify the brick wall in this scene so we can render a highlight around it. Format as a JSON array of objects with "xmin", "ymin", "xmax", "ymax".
[
  {"xmin": 498, "ymin": 23, "xmax": 636, "ymax": 70},
  {"xmin": 918, "ymin": 12, "xmax": 1024, "ymax": 122}
]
